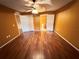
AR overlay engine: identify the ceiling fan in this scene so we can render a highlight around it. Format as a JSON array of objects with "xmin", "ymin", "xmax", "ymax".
[{"xmin": 24, "ymin": 0, "xmax": 52, "ymax": 14}]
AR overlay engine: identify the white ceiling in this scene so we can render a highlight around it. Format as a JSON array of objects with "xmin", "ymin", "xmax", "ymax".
[{"xmin": 0, "ymin": 0, "xmax": 72, "ymax": 13}]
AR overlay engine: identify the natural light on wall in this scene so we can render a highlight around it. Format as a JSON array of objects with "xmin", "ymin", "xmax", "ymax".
[
  {"xmin": 40, "ymin": 14, "xmax": 47, "ymax": 31},
  {"xmin": 41, "ymin": 24, "xmax": 46, "ymax": 31}
]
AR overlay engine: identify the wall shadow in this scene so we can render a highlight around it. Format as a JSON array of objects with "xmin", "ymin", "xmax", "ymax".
[{"xmin": 55, "ymin": 0, "xmax": 77, "ymax": 14}]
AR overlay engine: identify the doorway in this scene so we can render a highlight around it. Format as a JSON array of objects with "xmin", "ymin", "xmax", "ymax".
[
  {"xmin": 19, "ymin": 14, "xmax": 54, "ymax": 32},
  {"xmin": 47, "ymin": 14, "xmax": 55, "ymax": 31}
]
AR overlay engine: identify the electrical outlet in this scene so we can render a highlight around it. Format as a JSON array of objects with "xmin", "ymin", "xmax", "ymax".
[
  {"xmin": 6, "ymin": 36, "xmax": 9, "ymax": 38},
  {"xmin": 8, "ymin": 35, "xmax": 11, "ymax": 37},
  {"xmin": 6, "ymin": 35, "xmax": 11, "ymax": 38}
]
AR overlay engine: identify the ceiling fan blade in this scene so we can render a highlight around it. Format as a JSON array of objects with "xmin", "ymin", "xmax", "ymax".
[
  {"xmin": 36, "ymin": 3, "xmax": 52, "ymax": 9},
  {"xmin": 36, "ymin": 0, "xmax": 52, "ymax": 5},
  {"xmin": 24, "ymin": 0, "xmax": 34, "ymax": 4},
  {"xmin": 24, "ymin": 0, "xmax": 34, "ymax": 8},
  {"xmin": 25, "ymin": 8, "xmax": 32, "ymax": 10},
  {"xmin": 24, "ymin": 0, "xmax": 32, "ymax": 2},
  {"xmin": 25, "ymin": 10, "xmax": 32, "ymax": 12},
  {"xmin": 25, "ymin": 4, "xmax": 33, "ymax": 7}
]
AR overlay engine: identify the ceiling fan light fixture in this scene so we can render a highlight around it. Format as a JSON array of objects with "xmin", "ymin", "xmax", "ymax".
[{"xmin": 32, "ymin": 8, "xmax": 38, "ymax": 14}]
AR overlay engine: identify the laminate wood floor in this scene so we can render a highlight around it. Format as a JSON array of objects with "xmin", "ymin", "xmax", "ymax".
[{"xmin": 0, "ymin": 32, "xmax": 79, "ymax": 59}]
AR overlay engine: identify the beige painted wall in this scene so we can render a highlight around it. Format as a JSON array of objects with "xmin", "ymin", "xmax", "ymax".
[
  {"xmin": 33, "ymin": 15, "xmax": 40, "ymax": 31},
  {"xmin": 0, "ymin": 5, "xmax": 19, "ymax": 47},
  {"xmin": 55, "ymin": 0, "xmax": 79, "ymax": 48}
]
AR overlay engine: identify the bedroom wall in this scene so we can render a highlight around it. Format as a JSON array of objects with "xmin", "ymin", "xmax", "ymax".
[
  {"xmin": 0, "ymin": 5, "xmax": 19, "ymax": 47},
  {"xmin": 55, "ymin": 0, "xmax": 79, "ymax": 48}
]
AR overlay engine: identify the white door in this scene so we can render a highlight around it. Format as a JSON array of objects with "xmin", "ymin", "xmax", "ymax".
[
  {"xmin": 20, "ymin": 15, "xmax": 34, "ymax": 32},
  {"xmin": 47, "ymin": 14, "xmax": 54, "ymax": 31}
]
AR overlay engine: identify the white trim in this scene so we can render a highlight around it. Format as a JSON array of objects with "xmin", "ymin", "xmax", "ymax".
[
  {"xmin": 55, "ymin": 31, "xmax": 79, "ymax": 52},
  {"xmin": 0, "ymin": 33, "xmax": 20, "ymax": 48},
  {"xmin": 14, "ymin": 13, "xmax": 22, "ymax": 34}
]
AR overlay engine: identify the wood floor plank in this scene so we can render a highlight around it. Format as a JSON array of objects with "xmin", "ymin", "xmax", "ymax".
[{"xmin": 0, "ymin": 32, "xmax": 79, "ymax": 59}]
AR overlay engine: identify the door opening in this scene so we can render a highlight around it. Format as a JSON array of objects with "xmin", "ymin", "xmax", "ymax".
[{"xmin": 19, "ymin": 14, "xmax": 54, "ymax": 32}]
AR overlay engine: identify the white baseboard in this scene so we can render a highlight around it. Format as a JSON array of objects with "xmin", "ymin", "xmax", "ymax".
[
  {"xmin": 55, "ymin": 31, "xmax": 79, "ymax": 52},
  {"xmin": 0, "ymin": 33, "xmax": 20, "ymax": 48}
]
